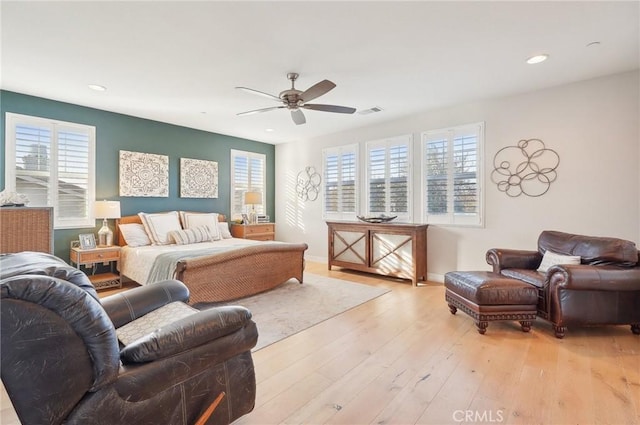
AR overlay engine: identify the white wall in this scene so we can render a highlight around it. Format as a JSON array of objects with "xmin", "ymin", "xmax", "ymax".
[{"xmin": 275, "ymin": 71, "xmax": 640, "ymax": 281}]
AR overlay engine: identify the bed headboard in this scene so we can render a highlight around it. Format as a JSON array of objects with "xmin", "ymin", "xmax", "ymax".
[{"xmin": 116, "ymin": 212, "xmax": 226, "ymax": 246}]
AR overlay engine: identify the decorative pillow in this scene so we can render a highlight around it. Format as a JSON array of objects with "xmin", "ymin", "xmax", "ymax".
[
  {"xmin": 180, "ymin": 212, "xmax": 221, "ymax": 241},
  {"xmin": 218, "ymin": 222, "xmax": 233, "ymax": 239},
  {"xmin": 168, "ymin": 225, "xmax": 212, "ymax": 245},
  {"xmin": 537, "ymin": 250, "xmax": 581, "ymax": 273},
  {"xmin": 116, "ymin": 301, "xmax": 197, "ymax": 346},
  {"xmin": 118, "ymin": 223, "xmax": 151, "ymax": 247},
  {"xmin": 138, "ymin": 211, "xmax": 182, "ymax": 245}
]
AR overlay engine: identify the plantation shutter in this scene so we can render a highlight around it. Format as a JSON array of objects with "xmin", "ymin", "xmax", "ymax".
[
  {"xmin": 6, "ymin": 113, "xmax": 95, "ymax": 229},
  {"xmin": 230, "ymin": 150, "xmax": 266, "ymax": 219},
  {"xmin": 56, "ymin": 126, "xmax": 92, "ymax": 226},
  {"xmin": 323, "ymin": 144, "xmax": 358, "ymax": 220},
  {"xmin": 424, "ymin": 134, "xmax": 449, "ymax": 216},
  {"xmin": 422, "ymin": 122, "xmax": 483, "ymax": 225},
  {"xmin": 365, "ymin": 135, "xmax": 411, "ymax": 220}
]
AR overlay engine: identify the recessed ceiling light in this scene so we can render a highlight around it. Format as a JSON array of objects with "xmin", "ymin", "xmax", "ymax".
[
  {"xmin": 88, "ymin": 84, "xmax": 106, "ymax": 91},
  {"xmin": 265, "ymin": 128, "xmax": 275, "ymax": 132},
  {"xmin": 526, "ymin": 54, "xmax": 549, "ymax": 65}
]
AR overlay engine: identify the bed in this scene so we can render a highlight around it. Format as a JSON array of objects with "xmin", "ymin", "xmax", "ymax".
[{"xmin": 116, "ymin": 213, "xmax": 308, "ymax": 305}]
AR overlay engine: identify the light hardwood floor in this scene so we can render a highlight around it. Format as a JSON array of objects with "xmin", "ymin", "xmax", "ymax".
[
  {"xmin": 236, "ymin": 261, "xmax": 640, "ymax": 425},
  {"xmin": 3, "ymin": 262, "xmax": 638, "ymax": 425}
]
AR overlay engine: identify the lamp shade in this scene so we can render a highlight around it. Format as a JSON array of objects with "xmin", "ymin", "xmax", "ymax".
[
  {"xmin": 94, "ymin": 200, "xmax": 121, "ymax": 219},
  {"xmin": 244, "ymin": 191, "xmax": 262, "ymax": 205}
]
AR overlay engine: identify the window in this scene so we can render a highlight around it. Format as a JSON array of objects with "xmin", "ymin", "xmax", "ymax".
[
  {"xmin": 422, "ymin": 122, "xmax": 484, "ymax": 226},
  {"xmin": 230, "ymin": 149, "xmax": 266, "ymax": 219},
  {"xmin": 322, "ymin": 144, "xmax": 358, "ymax": 220},
  {"xmin": 365, "ymin": 135, "xmax": 412, "ymax": 220},
  {"xmin": 4, "ymin": 113, "xmax": 96, "ymax": 229}
]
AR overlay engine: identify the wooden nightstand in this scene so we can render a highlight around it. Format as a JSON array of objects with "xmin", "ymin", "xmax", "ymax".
[
  {"xmin": 230, "ymin": 223, "xmax": 275, "ymax": 241},
  {"xmin": 70, "ymin": 246, "xmax": 121, "ymax": 290}
]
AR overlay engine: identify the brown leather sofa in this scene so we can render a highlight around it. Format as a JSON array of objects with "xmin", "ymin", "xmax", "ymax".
[
  {"xmin": 487, "ymin": 230, "xmax": 640, "ymax": 338},
  {"xmin": 1, "ymin": 251, "xmax": 258, "ymax": 425}
]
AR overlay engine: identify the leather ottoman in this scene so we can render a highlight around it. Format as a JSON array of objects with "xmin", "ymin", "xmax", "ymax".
[{"xmin": 444, "ymin": 271, "xmax": 538, "ymax": 334}]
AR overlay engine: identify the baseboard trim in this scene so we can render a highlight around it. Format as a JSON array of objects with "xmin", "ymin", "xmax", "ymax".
[{"xmin": 305, "ymin": 255, "xmax": 445, "ymax": 283}]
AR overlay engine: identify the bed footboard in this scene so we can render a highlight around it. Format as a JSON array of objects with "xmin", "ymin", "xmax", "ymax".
[{"xmin": 175, "ymin": 242, "xmax": 308, "ymax": 305}]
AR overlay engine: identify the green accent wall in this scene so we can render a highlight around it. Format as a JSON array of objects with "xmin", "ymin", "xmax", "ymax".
[{"xmin": 0, "ymin": 90, "xmax": 275, "ymax": 260}]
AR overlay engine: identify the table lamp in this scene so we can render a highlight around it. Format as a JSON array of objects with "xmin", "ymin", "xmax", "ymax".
[
  {"xmin": 244, "ymin": 191, "xmax": 262, "ymax": 224},
  {"xmin": 95, "ymin": 200, "xmax": 121, "ymax": 246}
]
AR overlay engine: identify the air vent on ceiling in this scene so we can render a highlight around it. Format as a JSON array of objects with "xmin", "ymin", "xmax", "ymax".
[{"xmin": 358, "ymin": 106, "xmax": 384, "ymax": 115}]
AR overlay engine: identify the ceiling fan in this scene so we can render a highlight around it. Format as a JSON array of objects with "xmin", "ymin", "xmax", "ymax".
[{"xmin": 236, "ymin": 73, "xmax": 356, "ymax": 125}]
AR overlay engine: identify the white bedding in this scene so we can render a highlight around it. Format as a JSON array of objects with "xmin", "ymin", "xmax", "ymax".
[{"xmin": 120, "ymin": 238, "xmax": 261, "ymax": 285}]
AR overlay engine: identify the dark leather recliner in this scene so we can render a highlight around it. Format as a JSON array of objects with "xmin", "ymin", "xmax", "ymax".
[
  {"xmin": 486, "ymin": 230, "xmax": 640, "ymax": 338},
  {"xmin": 1, "ymin": 252, "xmax": 258, "ymax": 425}
]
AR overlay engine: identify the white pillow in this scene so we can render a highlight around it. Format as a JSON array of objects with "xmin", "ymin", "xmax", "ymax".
[
  {"xmin": 180, "ymin": 212, "xmax": 221, "ymax": 241},
  {"xmin": 537, "ymin": 250, "xmax": 581, "ymax": 273},
  {"xmin": 138, "ymin": 211, "xmax": 182, "ymax": 245},
  {"xmin": 218, "ymin": 222, "xmax": 233, "ymax": 239},
  {"xmin": 168, "ymin": 226, "xmax": 212, "ymax": 245},
  {"xmin": 118, "ymin": 223, "xmax": 151, "ymax": 247}
]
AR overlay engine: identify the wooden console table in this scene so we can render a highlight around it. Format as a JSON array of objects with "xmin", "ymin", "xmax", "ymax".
[{"xmin": 327, "ymin": 220, "xmax": 428, "ymax": 286}]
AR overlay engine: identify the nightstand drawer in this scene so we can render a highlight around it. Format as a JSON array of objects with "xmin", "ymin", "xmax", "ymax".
[
  {"xmin": 244, "ymin": 224, "xmax": 274, "ymax": 235},
  {"xmin": 250, "ymin": 234, "xmax": 275, "ymax": 241},
  {"xmin": 74, "ymin": 249, "xmax": 120, "ymax": 263},
  {"xmin": 230, "ymin": 223, "xmax": 276, "ymax": 240}
]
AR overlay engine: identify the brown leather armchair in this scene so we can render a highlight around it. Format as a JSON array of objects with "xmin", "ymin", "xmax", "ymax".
[
  {"xmin": 1, "ymin": 251, "xmax": 258, "ymax": 425},
  {"xmin": 486, "ymin": 230, "xmax": 640, "ymax": 338}
]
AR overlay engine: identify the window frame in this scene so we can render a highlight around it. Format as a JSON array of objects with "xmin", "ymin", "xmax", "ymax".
[
  {"xmin": 4, "ymin": 112, "xmax": 96, "ymax": 229},
  {"xmin": 322, "ymin": 143, "xmax": 359, "ymax": 221},
  {"xmin": 230, "ymin": 149, "xmax": 266, "ymax": 220},
  {"xmin": 364, "ymin": 134, "xmax": 412, "ymax": 221},
  {"xmin": 421, "ymin": 122, "xmax": 484, "ymax": 227}
]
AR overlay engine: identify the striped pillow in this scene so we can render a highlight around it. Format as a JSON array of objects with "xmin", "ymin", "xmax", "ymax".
[
  {"xmin": 168, "ymin": 225, "xmax": 212, "ymax": 245},
  {"xmin": 179, "ymin": 212, "xmax": 221, "ymax": 241}
]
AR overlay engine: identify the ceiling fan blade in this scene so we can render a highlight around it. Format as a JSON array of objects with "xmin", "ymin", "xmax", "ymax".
[
  {"xmin": 300, "ymin": 80, "xmax": 336, "ymax": 102},
  {"xmin": 235, "ymin": 86, "xmax": 281, "ymax": 102},
  {"xmin": 303, "ymin": 104, "xmax": 356, "ymax": 114},
  {"xmin": 237, "ymin": 106, "xmax": 285, "ymax": 116},
  {"xmin": 291, "ymin": 109, "xmax": 306, "ymax": 125}
]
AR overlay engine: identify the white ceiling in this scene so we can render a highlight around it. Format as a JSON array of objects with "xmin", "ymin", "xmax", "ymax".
[{"xmin": 2, "ymin": 1, "xmax": 638, "ymax": 145}]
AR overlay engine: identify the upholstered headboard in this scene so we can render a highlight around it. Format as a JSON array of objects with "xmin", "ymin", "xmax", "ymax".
[{"xmin": 116, "ymin": 212, "xmax": 226, "ymax": 246}]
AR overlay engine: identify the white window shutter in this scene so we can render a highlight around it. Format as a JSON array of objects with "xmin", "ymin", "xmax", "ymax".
[
  {"xmin": 322, "ymin": 144, "xmax": 358, "ymax": 220},
  {"xmin": 422, "ymin": 122, "xmax": 483, "ymax": 226},
  {"xmin": 6, "ymin": 113, "xmax": 95, "ymax": 229},
  {"xmin": 365, "ymin": 135, "xmax": 412, "ymax": 220}
]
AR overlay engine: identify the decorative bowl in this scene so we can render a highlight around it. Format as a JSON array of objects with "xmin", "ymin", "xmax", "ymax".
[{"xmin": 356, "ymin": 214, "xmax": 397, "ymax": 223}]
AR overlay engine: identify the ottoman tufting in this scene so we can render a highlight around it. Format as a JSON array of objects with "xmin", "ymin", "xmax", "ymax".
[{"xmin": 444, "ymin": 271, "xmax": 538, "ymax": 334}]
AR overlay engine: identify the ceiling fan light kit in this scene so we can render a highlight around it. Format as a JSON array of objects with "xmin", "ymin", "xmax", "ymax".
[{"xmin": 236, "ymin": 72, "xmax": 356, "ymax": 125}]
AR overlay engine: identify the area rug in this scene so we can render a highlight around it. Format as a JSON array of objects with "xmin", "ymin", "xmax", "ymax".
[{"xmin": 198, "ymin": 273, "xmax": 390, "ymax": 351}]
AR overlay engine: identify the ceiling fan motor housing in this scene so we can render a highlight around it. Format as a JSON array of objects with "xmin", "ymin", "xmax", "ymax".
[
  {"xmin": 281, "ymin": 72, "xmax": 303, "ymax": 108},
  {"xmin": 280, "ymin": 90, "xmax": 303, "ymax": 108}
]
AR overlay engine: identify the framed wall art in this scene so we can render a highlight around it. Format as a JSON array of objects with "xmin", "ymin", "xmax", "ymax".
[
  {"xmin": 119, "ymin": 150, "xmax": 169, "ymax": 197},
  {"xmin": 180, "ymin": 158, "xmax": 219, "ymax": 198}
]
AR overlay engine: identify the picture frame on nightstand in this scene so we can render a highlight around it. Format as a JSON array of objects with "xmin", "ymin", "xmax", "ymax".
[{"xmin": 79, "ymin": 233, "xmax": 96, "ymax": 250}]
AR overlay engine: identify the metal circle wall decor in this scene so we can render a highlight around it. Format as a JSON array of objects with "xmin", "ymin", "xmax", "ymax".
[
  {"xmin": 491, "ymin": 139, "xmax": 560, "ymax": 197},
  {"xmin": 296, "ymin": 166, "xmax": 322, "ymax": 201}
]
